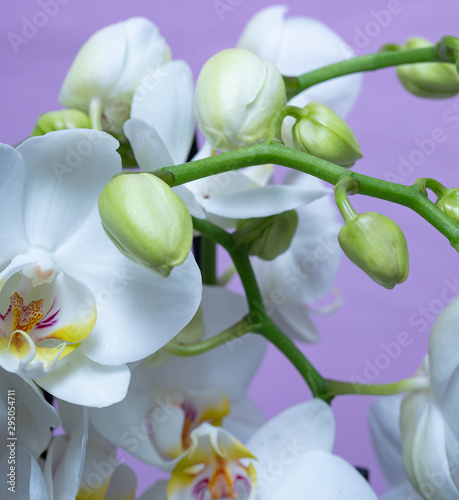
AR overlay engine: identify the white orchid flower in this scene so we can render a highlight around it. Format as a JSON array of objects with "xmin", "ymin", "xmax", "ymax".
[
  {"xmin": 238, "ymin": 5, "xmax": 362, "ymax": 147},
  {"xmin": 89, "ymin": 286, "xmax": 266, "ymax": 472},
  {"xmin": 369, "ymin": 394, "xmax": 422, "ymax": 500},
  {"xmin": 369, "ymin": 297, "xmax": 459, "ymax": 499},
  {"xmin": 253, "ymin": 171, "xmax": 341, "ymax": 342},
  {"xmin": 155, "ymin": 399, "xmax": 377, "ymax": 499},
  {"xmin": 43, "ymin": 402, "xmax": 137, "ymax": 500},
  {"xmin": 59, "ymin": 17, "xmax": 171, "ymax": 135},
  {"xmin": 0, "ymin": 368, "xmax": 60, "ymax": 499},
  {"xmin": 0, "ymin": 131, "xmax": 201, "ymax": 407}
]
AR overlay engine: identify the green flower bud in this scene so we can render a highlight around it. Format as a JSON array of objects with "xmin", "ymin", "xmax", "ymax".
[
  {"xmin": 436, "ymin": 188, "xmax": 459, "ymax": 222},
  {"xmin": 338, "ymin": 212, "xmax": 409, "ymax": 289},
  {"xmin": 31, "ymin": 109, "xmax": 90, "ymax": 136},
  {"xmin": 195, "ymin": 48, "xmax": 287, "ymax": 152},
  {"xmin": 98, "ymin": 173, "xmax": 193, "ymax": 277},
  {"xmin": 397, "ymin": 38, "xmax": 459, "ymax": 98},
  {"xmin": 236, "ymin": 210, "xmax": 298, "ymax": 261},
  {"xmin": 292, "ymin": 102, "xmax": 362, "ymax": 167}
]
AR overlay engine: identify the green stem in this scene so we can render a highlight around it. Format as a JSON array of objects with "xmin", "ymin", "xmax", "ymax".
[
  {"xmin": 160, "ymin": 141, "xmax": 459, "ymax": 251},
  {"xmin": 201, "ymin": 237, "xmax": 217, "ymax": 285},
  {"xmin": 218, "ymin": 263, "xmax": 236, "ymax": 286},
  {"xmin": 425, "ymin": 178, "xmax": 448, "ymax": 199},
  {"xmin": 322, "ymin": 376, "xmax": 430, "ymax": 399},
  {"xmin": 165, "ymin": 316, "xmax": 254, "ymax": 356},
  {"xmin": 89, "ymin": 97, "xmax": 103, "ymax": 131},
  {"xmin": 192, "ymin": 217, "xmax": 325, "ymax": 397},
  {"xmin": 334, "ymin": 177, "xmax": 359, "ymax": 222},
  {"xmin": 284, "ymin": 46, "xmax": 451, "ymax": 99}
]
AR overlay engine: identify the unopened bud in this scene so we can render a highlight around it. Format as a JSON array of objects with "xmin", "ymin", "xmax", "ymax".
[
  {"xmin": 292, "ymin": 102, "xmax": 362, "ymax": 167},
  {"xmin": 236, "ymin": 210, "xmax": 298, "ymax": 261},
  {"xmin": 397, "ymin": 38, "xmax": 459, "ymax": 98},
  {"xmin": 98, "ymin": 173, "xmax": 193, "ymax": 277},
  {"xmin": 338, "ymin": 212, "xmax": 409, "ymax": 289},
  {"xmin": 195, "ymin": 48, "xmax": 286, "ymax": 152},
  {"xmin": 31, "ymin": 109, "xmax": 90, "ymax": 136},
  {"xmin": 436, "ymin": 188, "xmax": 459, "ymax": 222}
]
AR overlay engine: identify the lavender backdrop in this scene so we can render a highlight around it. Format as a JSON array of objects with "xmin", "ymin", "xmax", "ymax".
[{"xmin": 1, "ymin": 0, "xmax": 459, "ymax": 496}]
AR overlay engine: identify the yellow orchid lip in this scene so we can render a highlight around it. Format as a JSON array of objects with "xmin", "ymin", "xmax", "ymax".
[{"xmin": 168, "ymin": 424, "xmax": 258, "ymax": 500}]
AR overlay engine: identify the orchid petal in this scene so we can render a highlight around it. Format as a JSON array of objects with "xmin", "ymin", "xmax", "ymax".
[
  {"xmin": 0, "ymin": 445, "xmax": 49, "ymax": 500},
  {"xmin": 0, "ymin": 368, "xmax": 60, "ymax": 458},
  {"xmin": 381, "ymin": 482, "xmax": 422, "ymax": 500},
  {"xmin": 131, "ymin": 60, "xmax": 195, "ymax": 165},
  {"xmin": 44, "ymin": 405, "xmax": 88, "ymax": 500},
  {"xmin": 401, "ymin": 389, "xmax": 458, "ymax": 499},
  {"xmin": 158, "ymin": 286, "xmax": 266, "ymax": 402},
  {"xmin": 139, "ymin": 480, "xmax": 168, "ymax": 500},
  {"xmin": 36, "ymin": 349, "xmax": 130, "ymax": 407},
  {"xmin": 59, "ymin": 17, "xmax": 170, "ymax": 109},
  {"xmin": 247, "ymin": 400, "xmax": 335, "ymax": 466},
  {"xmin": 368, "ymin": 394, "xmax": 406, "ymax": 489},
  {"xmin": 173, "ymin": 185, "xmax": 206, "ymax": 219},
  {"xmin": 0, "ymin": 144, "xmax": 27, "ymax": 261},
  {"xmin": 204, "ymin": 183, "xmax": 330, "ymax": 219},
  {"xmin": 124, "ymin": 118, "xmax": 174, "ymax": 171},
  {"xmin": 16, "ymin": 130, "xmax": 120, "ymax": 250},
  {"xmin": 256, "ymin": 450, "xmax": 377, "ymax": 500},
  {"xmin": 54, "ymin": 207, "xmax": 202, "ymax": 365},
  {"xmin": 225, "ymin": 396, "xmax": 266, "ymax": 444},
  {"xmin": 237, "ymin": 5, "xmax": 287, "ymax": 62},
  {"xmin": 104, "ymin": 464, "xmax": 137, "ymax": 500}
]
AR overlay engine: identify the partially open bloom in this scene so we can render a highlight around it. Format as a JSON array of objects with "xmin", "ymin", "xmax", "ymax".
[
  {"xmin": 0, "ymin": 131, "xmax": 201, "ymax": 407},
  {"xmin": 59, "ymin": 17, "xmax": 171, "ymax": 135},
  {"xmin": 194, "ymin": 48, "xmax": 286, "ymax": 151}
]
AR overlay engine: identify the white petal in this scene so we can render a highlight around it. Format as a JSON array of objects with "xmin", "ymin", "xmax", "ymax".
[
  {"xmin": 0, "ymin": 369, "xmax": 61, "ymax": 458},
  {"xmin": 256, "ymin": 450, "xmax": 377, "ymax": 500},
  {"xmin": 16, "ymin": 130, "xmax": 120, "ymax": 250},
  {"xmin": 45, "ymin": 406, "xmax": 88, "ymax": 500},
  {"xmin": 0, "ymin": 144, "xmax": 27, "ymax": 261},
  {"xmin": 247, "ymin": 400, "xmax": 335, "ymax": 465},
  {"xmin": 429, "ymin": 296, "xmax": 459, "ymax": 399},
  {"xmin": 400, "ymin": 390, "xmax": 459, "ymax": 499},
  {"xmin": 139, "ymin": 480, "xmax": 168, "ymax": 500},
  {"xmin": 0, "ymin": 445, "xmax": 49, "ymax": 500},
  {"xmin": 205, "ymin": 184, "xmax": 330, "ymax": 219},
  {"xmin": 59, "ymin": 17, "xmax": 169, "ymax": 109},
  {"xmin": 381, "ymin": 482, "xmax": 423, "ymax": 500},
  {"xmin": 368, "ymin": 395, "xmax": 406, "ymax": 488},
  {"xmin": 124, "ymin": 118, "xmax": 174, "ymax": 171},
  {"xmin": 89, "ymin": 381, "xmax": 170, "ymax": 468},
  {"xmin": 131, "ymin": 60, "xmax": 195, "ymax": 165},
  {"xmin": 225, "ymin": 396, "xmax": 265, "ymax": 443},
  {"xmin": 237, "ymin": 5, "xmax": 288, "ymax": 62},
  {"xmin": 173, "ymin": 185, "xmax": 206, "ymax": 219},
  {"xmin": 36, "ymin": 349, "xmax": 130, "ymax": 407},
  {"xmin": 157, "ymin": 286, "xmax": 266, "ymax": 402},
  {"xmin": 55, "ymin": 207, "xmax": 202, "ymax": 365},
  {"xmin": 105, "ymin": 464, "xmax": 138, "ymax": 500}
]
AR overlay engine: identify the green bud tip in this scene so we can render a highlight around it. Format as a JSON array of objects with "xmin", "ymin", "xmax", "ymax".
[{"xmin": 436, "ymin": 188, "xmax": 459, "ymax": 223}]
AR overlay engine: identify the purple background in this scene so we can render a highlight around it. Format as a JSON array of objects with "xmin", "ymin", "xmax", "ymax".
[{"xmin": 2, "ymin": 0, "xmax": 459, "ymax": 496}]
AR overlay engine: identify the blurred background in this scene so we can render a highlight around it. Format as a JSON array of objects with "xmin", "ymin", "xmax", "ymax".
[{"xmin": 1, "ymin": 0, "xmax": 459, "ymax": 496}]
